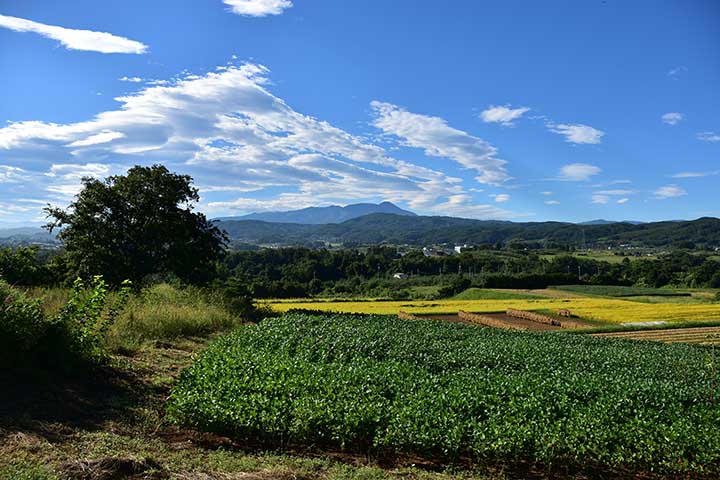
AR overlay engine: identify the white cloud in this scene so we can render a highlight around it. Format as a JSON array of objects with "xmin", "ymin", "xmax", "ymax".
[
  {"xmin": 661, "ymin": 112, "xmax": 683, "ymax": 125},
  {"xmin": 222, "ymin": 0, "xmax": 292, "ymax": 16},
  {"xmin": 544, "ymin": 200, "xmax": 560, "ymax": 205},
  {"xmin": 667, "ymin": 66, "xmax": 687, "ymax": 79},
  {"xmin": 540, "ymin": 191, "xmax": 553, "ymax": 196},
  {"xmin": 479, "ymin": 105, "xmax": 529, "ymax": 126},
  {"xmin": 617, "ymin": 198, "xmax": 629, "ymax": 204},
  {"xmin": 671, "ymin": 170, "xmax": 720, "ymax": 178},
  {"xmin": 0, "ymin": 14, "xmax": 148, "ymax": 54},
  {"xmin": 68, "ymin": 131, "xmax": 125, "ymax": 147},
  {"xmin": 0, "ymin": 165, "xmax": 30, "ymax": 183},
  {"xmin": 548, "ymin": 123, "xmax": 605, "ymax": 144},
  {"xmin": 591, "ymin": 195, "xmax": 609, "ymax": 204},
  {"xmin": 0, "ymin": 63, "xmax": 526, "ymax": 221},
  {"xmin": 119, "ymin": 76, "xmax": 144, "ymax": 83},
  {"xmin": 558, "ymin": 163, "xmax": 601, "ymax": 181},
  {"xmin": 370, "ymin": 101, "xmax": 510, "ymax": 184},
  {"xmin": 654, "ymin": 185, "xmax": 687, "ymax": 199},
  {"xmin": 492, "ymin": 193, "xmax": 510, "ymax": 203},
  {"xmin": 594, "ymin": 189, "xmax": 634, "ymax": 196},
  {"xmin": 698, "ymin": 132, "xmax": 720, "ymax": 143}
]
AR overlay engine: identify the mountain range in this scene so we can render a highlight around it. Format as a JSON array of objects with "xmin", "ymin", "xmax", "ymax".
[
  {"xmin": 215, "ymin": 214, "xmax": 720, "ymax": 248},
  {"xmin": 215, "ymin": 201, "xmax": 415, "ymax": 224},
  {"xmin": 2, "ymin": 201, "xmax": 719, "ymax": 249}
]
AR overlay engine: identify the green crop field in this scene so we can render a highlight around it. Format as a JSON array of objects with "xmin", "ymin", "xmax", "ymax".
[
  {"xmin": 550, "ymin": 284, "xmax": 691, "ymax": 297},
  {"xmin": 168, "ymin": 313, "xmax": 720, "ymax": 475}
]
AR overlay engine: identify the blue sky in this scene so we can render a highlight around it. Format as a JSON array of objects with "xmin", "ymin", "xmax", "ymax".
[{"xmin": 0, "ymin": 0, "xmax": 718, "ymax": 226}]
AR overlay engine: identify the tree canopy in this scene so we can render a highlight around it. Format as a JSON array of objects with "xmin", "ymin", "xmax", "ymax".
[{"xmin": 45, "ymin": 165, "xmax": 226, "ymax": 285}]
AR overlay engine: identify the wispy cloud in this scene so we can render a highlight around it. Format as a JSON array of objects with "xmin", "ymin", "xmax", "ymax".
[
  {"xmin": 654, "ymin": 185, "xmax": 687, "ymax": 199},
  {"xmin": 479, "ymin": 105, "xmax": 529, "ymax": 126},
  {"xmin": 68, "ymin": 131, "xmax": 125, "ymax": 147},
  {"xmin": 119, "ymin": 76, "xmax": 144, "ymax": 83},
  {"xmin": 594, "ymin": 189, "xmax": 634, "ymax": 196},
  {"xmin": 544, "ymin": 200, "xmax": 560, "ymax": 205},
  {"xmin": 617, "ymin": 198, "xmax": 629, "ymax": 204},
  {"xmin": 697, "ymin": 132, "xmax": 720, "ymax": 143},
  {"xmin": 667, "ymin": 65, "xmax": 687, "ymax": 79},
  {"xmin": 0, "ymin": 62, "xmax": 525, "ymax": 221},
  {"xmin": 491, "ymin": 193, "xmax": 510, "ymax": 203},
  {"xmin": 222, "ymin": 0, "xmax": 293, "ymax": 17},
  {"xmin": 0, "ymin": 165, "xmax": 31, "ymax": 183},
  {"xmin": 591, "ymin": 194, "xmax": 609, "ymax": 204},
  {"xmin": 371, "ymin": 101, "xmax": 511, "ymax": 185},
  {"xmin": 661, "ymin": 112, "xmax": 683, "ymax": 125},
  {"xmin": 0, "ymin": 14, "xmax": 148, "ymax": 54},
  {"xmin": 548, "ymin": 123, "xmax": 604, "ymax": 144},
  {"xmin": 671, "ymin": 170, "xmax": 720, "ymax": 178},
  {"xmin": 558, "ymin": 163, "xmax": 601, "ymax": 181}
]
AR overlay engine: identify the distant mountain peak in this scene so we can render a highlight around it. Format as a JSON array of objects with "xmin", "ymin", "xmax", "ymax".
[{"xmin": 215, "ymin": 201, "xmax": 416, "ymax": 225}]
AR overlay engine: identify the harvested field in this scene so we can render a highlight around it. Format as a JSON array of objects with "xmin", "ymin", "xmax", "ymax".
[
  {"xmin": 593, "ymin": 326, "xmax": 720, "ymax": 345},
  {"xmin": 262, "ymin": 298, "xmax": 720, "ymax": 324},
  {"xmin": 417, "ymin": 312, "xmax": 560, "ymax": 331}
]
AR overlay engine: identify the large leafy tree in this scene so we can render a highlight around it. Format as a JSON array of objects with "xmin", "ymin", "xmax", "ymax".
[{"xmin": 45, "ymin": 165, "xmax": 226, "ymax": 285}]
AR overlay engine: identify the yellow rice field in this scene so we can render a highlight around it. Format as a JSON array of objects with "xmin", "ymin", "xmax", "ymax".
[{"xmin": 260, "ymin": 298, "xmax": 720, "ymax": 324}]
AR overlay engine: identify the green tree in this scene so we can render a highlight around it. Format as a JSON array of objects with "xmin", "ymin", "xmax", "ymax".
[{"xmin": 45, "ymin": 165, "xmax": 226, "ymax": 285}]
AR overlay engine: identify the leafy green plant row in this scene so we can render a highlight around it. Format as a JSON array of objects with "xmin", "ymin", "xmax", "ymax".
[{"xmin": 167, "ymin": 313, "xmax": 720, "ymax": 475}]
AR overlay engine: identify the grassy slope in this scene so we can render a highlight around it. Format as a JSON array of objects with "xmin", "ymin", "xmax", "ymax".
[
  {"xmin": 0, "ymin": 335, "xmax": 498, "ymax": 480},
  {"xmin": 452, "ymin": 288, "xmax": 544, "ymax": 300}
]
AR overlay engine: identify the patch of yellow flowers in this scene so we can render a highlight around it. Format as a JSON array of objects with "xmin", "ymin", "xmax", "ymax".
[{"xmin": 260, "ymin": 298, "xmax": 720, "ymax": 324}]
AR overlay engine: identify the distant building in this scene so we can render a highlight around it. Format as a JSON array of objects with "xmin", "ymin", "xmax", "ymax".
[{"xmin": 454, "ymin": 244, "xmax": 471, "ymax": 254}]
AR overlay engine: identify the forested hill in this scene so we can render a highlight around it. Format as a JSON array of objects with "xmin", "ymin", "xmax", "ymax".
[{"xmin": 215, "ymin": 214, "xmax": 720, "ymax": 248}]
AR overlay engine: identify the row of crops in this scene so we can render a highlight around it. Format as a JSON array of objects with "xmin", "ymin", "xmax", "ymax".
[
  {"xmin": 260, "ymin": 297, "xmax": 720, "ymax": 323},
  {"xmin": 168, "ymin": 313, "xmax": 720, "ymax": 475}
]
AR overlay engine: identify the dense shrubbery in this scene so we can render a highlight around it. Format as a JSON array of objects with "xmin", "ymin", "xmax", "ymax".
[
  {"xmin": 168, "ymin": 313, "xmax": 720, "ymax": 474},
  {"xmin": 0, "ymin": 277, "xmax": 130, "ymax": 368}
]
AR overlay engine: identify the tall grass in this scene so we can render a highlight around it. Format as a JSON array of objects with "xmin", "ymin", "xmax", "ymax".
[
  {"xmin": 107, "ymin": 283, "xmax": 243, "ymax": 352},
  {"xmin": 27, "ymin": 283, "xmax": 245, "ymax": 353}
]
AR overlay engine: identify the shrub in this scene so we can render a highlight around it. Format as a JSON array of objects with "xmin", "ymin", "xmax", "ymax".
[{"xmin": 0, "ymin": 276, "xmax": 130, "ymax": 368}]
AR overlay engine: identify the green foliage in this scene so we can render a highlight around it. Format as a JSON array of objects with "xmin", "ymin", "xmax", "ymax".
[
  {"xmin": 44, "ymin": 164, "xmax": 226, "ymax": 286},
  {"xmin": 169, "ymin": 314, "xmax": 720, "ymax": 474},
  {"xmin": 0, "ymin": 279, "xmax": 45, "ymax": 359},
  {"xmin": 0, "ymin": 246, "xmax": 64, "ymax": 285},
  {"xmin": 552, "ymin": 284, "xmax": 691, "ymax": 297},
  {"xmin": 55, "ymin": 276, "xmax": 132, "ymax": 360},
  {"xmin": 0, "ymin": 276, "xmax": 129, "ymax": 367}
]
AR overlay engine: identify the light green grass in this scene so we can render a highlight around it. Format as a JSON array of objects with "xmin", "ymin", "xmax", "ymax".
[
  {"xmin": 106, "ymin": 283, "xmax": 242, "ymax": 352},
  {"xmin": 452, "ymin": 288, "xmax": 544, "ymax": 300}
]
